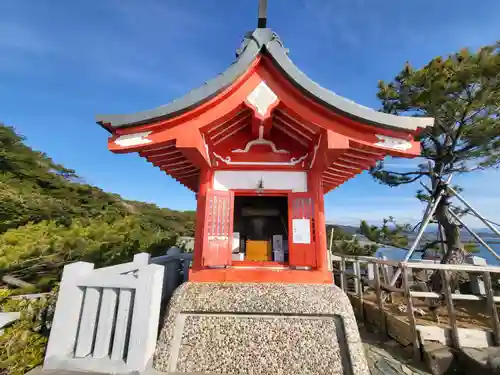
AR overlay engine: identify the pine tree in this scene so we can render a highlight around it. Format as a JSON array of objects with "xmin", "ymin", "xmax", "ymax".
[{"xmin": 372, "ymin": 42, "xmax": 500, "ymax": 312}]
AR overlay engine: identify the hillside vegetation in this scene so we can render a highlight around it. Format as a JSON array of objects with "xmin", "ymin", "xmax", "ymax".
[{"xmin": 0, "ymin": 124, "xmax": 196, "ymax": 291}]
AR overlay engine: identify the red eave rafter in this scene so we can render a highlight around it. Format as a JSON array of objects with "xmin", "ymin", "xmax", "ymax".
[
  {"xmin": 320, "ymin": 139, "xmax": 390, "ymax": 193},
  {"xmin": 105, "ymin": 61, "xmax": 262, "ymax": 191},
  {"xmin": 206, "ymin": 109, "xmax": 253, "ymax": 146},
  {"xmin": 258, "ymin": 56, "xmax": 422, "ymax": 148},
  {"xmin": 105, "ymin": 53, "xmax": 424, "ymax": 195},
  {"xmin": 135, "ymin": 141, "xmax": 200, "ymax": 192}
]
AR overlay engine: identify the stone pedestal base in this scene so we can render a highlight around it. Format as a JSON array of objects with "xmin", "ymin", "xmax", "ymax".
[{"xmin": 153, "ymin": 282, "xmax": 369, "ymax": 375}]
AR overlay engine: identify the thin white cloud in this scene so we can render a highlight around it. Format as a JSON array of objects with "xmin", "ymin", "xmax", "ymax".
[{"xmin": 0, "ymin": 2, "xmax": 220, "ymax": 93}]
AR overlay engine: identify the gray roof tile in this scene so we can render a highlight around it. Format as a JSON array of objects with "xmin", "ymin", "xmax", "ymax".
[{"xmin": 96, "ymin": 28, "xmax": 433, "ymax": 132}]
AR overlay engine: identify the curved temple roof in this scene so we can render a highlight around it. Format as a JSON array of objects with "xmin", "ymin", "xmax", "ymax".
[{"xmin": 96, "ymin": 28, "xmax": 433, "ymax": 132}]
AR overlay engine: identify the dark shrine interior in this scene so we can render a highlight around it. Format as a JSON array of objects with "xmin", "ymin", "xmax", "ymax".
[{"xmin": 233, "ymin": 196, "xmax": 288, "ymax": 242}]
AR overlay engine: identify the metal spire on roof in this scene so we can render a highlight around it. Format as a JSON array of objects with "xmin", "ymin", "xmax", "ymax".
[{"xmin": 257, "ymin": 0, "xmax": 268, "ymax": 28}]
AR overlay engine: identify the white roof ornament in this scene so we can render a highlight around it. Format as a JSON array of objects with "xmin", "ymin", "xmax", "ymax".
[
  {"xmin": 246, "ymin": 81, "xmax": 278, "ymax": 117},
  {"xmin": 114, "ymin": 132, "xmax": 152, "ymax": 147},
  {"xmin": 374, "ymin": 134, "xmax": 413, "ymax": 151}
]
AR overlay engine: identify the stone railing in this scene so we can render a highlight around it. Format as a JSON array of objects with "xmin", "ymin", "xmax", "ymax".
[
  {"xmin": 0, "ymin": 312, "xmax": 20, "ymax": 335},
  {"xmin": 331, "ymin": 253, "xmax": 500, "ymax": 359},
  {"xmin": 0, "ymin": 293, "xmax": 50, "ymax": 335},
  {"xmin": 44, "ymin": 249, "xmax": 192, "ymax": 374}
]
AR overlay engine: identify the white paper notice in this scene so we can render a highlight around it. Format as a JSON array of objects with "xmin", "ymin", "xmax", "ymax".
[{"xmin": 292, "ymin": 218, "xmax": 311, "ymax": 244}]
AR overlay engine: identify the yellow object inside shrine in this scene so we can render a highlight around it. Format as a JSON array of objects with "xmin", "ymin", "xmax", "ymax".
[{"xmin": 245, "ymin": 240, "xmax": 272, "ymax": 261}]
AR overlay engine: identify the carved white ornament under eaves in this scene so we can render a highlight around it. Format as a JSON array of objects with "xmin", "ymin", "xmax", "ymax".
[
  {"xmin": 114, "ymin": 131, "xmax": 152, "ymax": 147},
  {"xmin": 374, "ymin": 135, "xmax": 412, "ymax": 151},
  {"xmin": 246, "ymin": 81, "xmax": 278, "ymax": 117},
  {"xmin": 232, "ymin": 138, "xmax": 289, "ymax": 154},
  {"xmin": 213, "ymin": 152, "xmax": 308, "ymax": 166}
]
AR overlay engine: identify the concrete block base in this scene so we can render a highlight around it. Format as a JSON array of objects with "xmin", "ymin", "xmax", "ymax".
[
  {"xmin": 153, "ymin": 282, "xmax": 369, "ymax": 375},
  {"xmin": 458, "ymin": 347, "xmax": 500, "ymax": 375},
  {"xmin": 422, "ymin": 342, "xmax": 460, "ymax": 375}
]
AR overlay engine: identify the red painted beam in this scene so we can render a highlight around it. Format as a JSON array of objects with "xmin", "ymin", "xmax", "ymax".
[
  {"xmin": 161, "ymin": 163, "xmax": 195, "ymax": 173},
  {"xmin": 337, "ymin": 156, "xmax": 377, "ymax": 170},
  {"xmin": 144, "ymin": 150, "xmax": 183, "ymax": 162},
  {"xmin": 138, "ymin": 142, "xmax": 176, "ymax": 157},
  {"xmin": 322, "ymin": 181, "xmax": 340, "ymax": 190},
  {"xmin": 273, "ymin": 119, "xmax": 310, "ymax": 147},
  {"xmin": 331, "ymin": 162, "xmax": 364, "ymax": 173},
  {"xmin": 212, "ymin": 122, "xmax": 250, "ymax": 146},
  {"xmin": 322, "ymin": 179, "xmax": 345, "ymax": 188},
  {"xmin": 349, "ymin": 141, "xmax": 385, "ymax": 157},
  {"xmin": 273, "ymin": 112, "xmax": 315, "ymax": 141},
  {"xmin": 209, "ymin": 113, "xmax": 252, "ymax": 144},
  {"xmin": 274, "ymin": 108, "xmax": 319, "ymax": 136},
  {"xmin": 169, "ymin": 168, "xmax": 200, "ymax": 178},
  {"xmin": 322, "ymin": 173, "xmax": 345, "ymax": 182},
  {"xmin": 322, "ymin": 179, "xmax": 344, "ymax": 188},
  {"xmin": 148, "ymin": 154, "xmax": 186, "ymax": 165},
  {"xmin": 176, "ymin": 130, "xmax": 210, "ymax": 169},
  {"xmin": 343, "ymin": 151, "xmax": 380, "ymax": 162},
  {"xmin": 322, "ymin": 181, "xmax": 340, "ymax": 188},
  {"xmin": 324, "ymin": 168, "xmax": 353, "ymax": 177},
  {"xmin": 206, "ymin": 109, "xmax": 251, "ymax": 136}
]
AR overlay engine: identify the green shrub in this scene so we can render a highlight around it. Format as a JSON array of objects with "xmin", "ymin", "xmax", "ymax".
[
  {"xmin": 0, "ymin": 289, "xmax": 57, "ymax": 375},
  {"xmin": 0, "ymin": 123, "xmax": 196, "ymax": 374}
]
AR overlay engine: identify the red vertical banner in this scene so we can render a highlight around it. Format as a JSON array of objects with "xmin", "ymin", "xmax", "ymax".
[
  {"xmin": 202, "ymin": 190, "xmax": 234, "ymax": 268},
  {"xmin": 288, "ymin": 192, "xmax": 317, "ymax": 268}
]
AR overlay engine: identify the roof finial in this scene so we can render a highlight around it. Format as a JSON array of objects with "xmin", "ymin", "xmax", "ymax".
[{"xmin": 257, "ymin": 0, "xmax": 268, "ymax": 28}]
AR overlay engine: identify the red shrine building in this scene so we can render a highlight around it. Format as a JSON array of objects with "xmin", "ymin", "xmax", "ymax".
[{"xmin": 96, "ymin": 27, "xmax": 433, "ymax": 284}]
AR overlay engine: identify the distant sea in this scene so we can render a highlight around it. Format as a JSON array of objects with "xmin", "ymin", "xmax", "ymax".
[{"xmin": 376, "ymin": 239, "xmax": 500, "ymax": 266}]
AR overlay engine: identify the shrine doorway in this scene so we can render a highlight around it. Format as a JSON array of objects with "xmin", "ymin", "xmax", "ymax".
[{"xmin": 232, "ymin": 194, "xmax": 289, "ymax": 264}]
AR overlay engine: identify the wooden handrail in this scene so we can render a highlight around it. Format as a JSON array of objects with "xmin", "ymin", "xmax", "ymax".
[
  {"xmin": 332, "ymin": 252, "xmax": 500, "ymax": 272},
  {"xmin": 331, "ymin": 251, "xmax": 500, "ymax": 350}
]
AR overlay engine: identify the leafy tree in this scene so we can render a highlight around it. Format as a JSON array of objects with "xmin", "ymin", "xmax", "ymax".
[
  {"xmin": 0, "ymin": 288, "xmax": 57, "ymax": 375},
  {"xmin": 327, "ymin": 225, "xmax": 378, "ymax": 256},
  {"xmin": 372, "ymin": 43, "xmax": 500, "ymax": 271},
  {"xmin": 0, "ymin": 124, "xmax": 197, "ymax": 374},
  {"xmin": 359, "ymin": 217, "xmax": 411, "ymax": 249},
  {"xmin": 326, "ymin": 225, "xmax": 349, "ymax": 242},
  {"xmin": 0, "ymin": 124, "xmax": 196, "ymax": 289}
]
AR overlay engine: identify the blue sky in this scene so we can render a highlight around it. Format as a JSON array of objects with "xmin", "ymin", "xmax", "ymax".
[{"xmin": 1, "ymin": 0, "xmax": 499, "ymax": 227}]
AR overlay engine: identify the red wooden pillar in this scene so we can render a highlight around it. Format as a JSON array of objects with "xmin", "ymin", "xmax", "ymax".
[
  {"xmin": 316, "ymin": 184, "xmax": 328, "ymax": 273},
  {"xmin": 192, "ymin": 168, "xmax": 213, "ymax": 271},
  {"xmin": 307, "ymin": 169, "xmax": 328, "ymax": 273}
]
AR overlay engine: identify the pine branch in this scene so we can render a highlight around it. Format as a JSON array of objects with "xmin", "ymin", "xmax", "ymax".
[
  {"xmin": 450, "ymin": 88, "xmax": 476, "ymax": 160},
  {"xmin": 381, "ymin": 170, "xmax": 428, "ymax": 177},
  {"xmin": 421, "ymin": 239, "xmax": 444, "ymax": 252},
  {"xmin": 447, "ymin": 165, "xmax": 486, "ymax": 173}
]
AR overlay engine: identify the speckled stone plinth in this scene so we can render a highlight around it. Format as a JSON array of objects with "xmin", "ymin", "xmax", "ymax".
[{"xmin": 153, "ymin": 282, "xmax": 369, "ymax": 375}]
